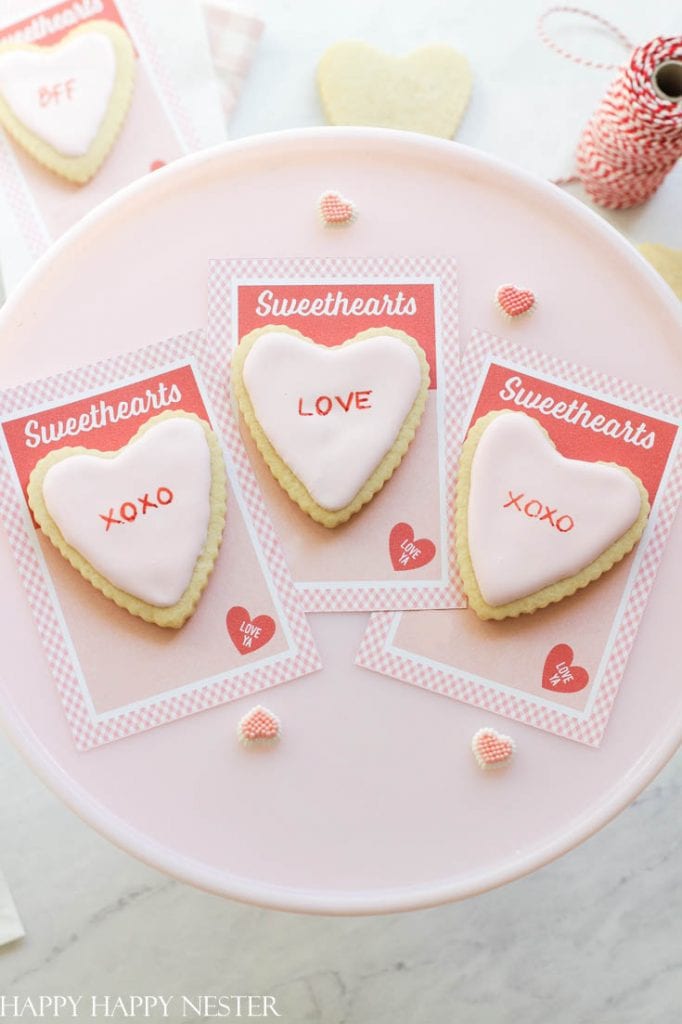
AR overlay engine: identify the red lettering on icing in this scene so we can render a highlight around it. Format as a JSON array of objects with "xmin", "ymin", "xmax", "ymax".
[
  {"xmin": 503, "ymin": 491, "xmax": 575, "ymax": 533},
  {"xmin": 296, "ymin": 390, "xmax": 375, "ymax": 416},
  {"xmin": 138, "ymin": 492, "xmax": 158, "ymax": 514},
  {"xmin": 120, "ymin": 501, "xmax": 138, "ymax": 523},
  {"xmin": 524, "ymin": 499, "xmax": 542, "ymax": 518},
  {"xmin": 335, "ymin": 392, "xmax": 354, "ymax": 412},
  {"xmin": 504, "ymin": 491, "xmax": 523, "ymax": 511},
  {"xmin": 100, "ymin": 487, "xmax": 174, "ymax": 530},
  {"xmin": 100, "ymin": 508, "xmax": 122, "ymax": 532},
  {"xmin": 539, "ymin": 505, "xmax": 557, "ymax": 526},
  {"xmin": 38, "ymin": 79, "xmax": 76, "ymax": 107}
]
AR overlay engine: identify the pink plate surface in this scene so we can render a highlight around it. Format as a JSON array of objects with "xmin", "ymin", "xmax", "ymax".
[{"xmin": 0, "ymin": 129, "xmax": 680, "ymax": 914}]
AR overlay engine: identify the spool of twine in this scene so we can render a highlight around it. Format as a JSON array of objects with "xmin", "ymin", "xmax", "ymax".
[{"xmin": 539, "ymin": 8, "xmax": 682, "ymax": 209}]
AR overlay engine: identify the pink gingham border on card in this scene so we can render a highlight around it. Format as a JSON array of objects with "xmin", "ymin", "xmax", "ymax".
[
  {"xmin": 0, "ymin": 331, "xmax": 321, "ymax": 751},
  {"xmin": 357, "ymin": 331, "xmax": 682, "ymax": 747},
  {"xmin": 208, "ymin": 254, "xmax": 465, "ymax": 613}
]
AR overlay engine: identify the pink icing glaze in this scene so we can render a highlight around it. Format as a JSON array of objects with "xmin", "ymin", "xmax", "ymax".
[
  {"xmin": 41, "ymin": 418, "xmax": 212, "ymax": 607},
  {"xmin": 0, "ymin": 31, "xmax": 116, "ymax": 158},
  {"xmin": 467, "ymin": 412, "xmax": 643, "ymax": 607},
  {"xmin": 242, "ymin": 331, "xmax": 423, "ymax": 511}
]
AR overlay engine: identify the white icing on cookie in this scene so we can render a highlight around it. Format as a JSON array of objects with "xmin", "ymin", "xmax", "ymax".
[
  {"xmin": 42, "ymin": 418, "xmax": 212, "ymax": 607},
  {"xmin": 467, "ymin": 412, "xmax": 643, "ymax": 607},
  {"xmin": 0, "ymin": 31, "xmax": 116, "ymax": 157},
  {"xmin": 241, "ymin": 332, "xmax": 423, "ymax": 511}
]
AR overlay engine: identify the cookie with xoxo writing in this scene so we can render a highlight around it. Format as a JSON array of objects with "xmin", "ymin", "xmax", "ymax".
[
  {"xmin": 27, "ymin": 411, "xmax": 227, "ymax": 628},
  {"xmin": 455, "ymin": 410, "xmax": 649, "ymax": 619}
]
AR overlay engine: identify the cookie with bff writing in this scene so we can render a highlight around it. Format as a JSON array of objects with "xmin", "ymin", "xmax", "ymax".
[
  {"xmin": 232, "ymin": 325, "xmax": 429, "ymax": 527},
  {"xmin": 27, "ymin": 411, "xmax": 227, "ymax": 628},
  {"xmin": 0, "ymin": 19, "xmax": 135, "ymax": 184},
  {"xmin": 455, "ymin": 410, "xmax": 649, "ymax": 619}
]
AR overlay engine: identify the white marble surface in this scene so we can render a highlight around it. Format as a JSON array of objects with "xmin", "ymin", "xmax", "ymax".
[
  {"xmin": 1, "ymin": 0, "xmax": 681, "ymax": 1018},
  {"xmin": 0, "ymin": 731, "xmax": 680, "ymax": 1021}
]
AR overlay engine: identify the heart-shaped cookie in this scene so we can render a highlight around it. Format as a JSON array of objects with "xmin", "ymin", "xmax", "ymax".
[
  {"xmin": 317, "ymin": 41, "xmax": 472, "ymax": 139},
  {"xmin": 27, "ymin": 412, "xmax": 227, "ymax": 628},
  {"xmin": 0, "ymin": 20, "xmax": 135, "ymax": 184},
  {"xmin": 455, "ymin": 410, "xmax": 649, "ymax": 619},
  {"xmin": 472, "ymin": 728, "xmax": 515, "ymax": 770},
  {"xmin": 232, "ymin": 326, "xmax": 429, "ymax": 527}
]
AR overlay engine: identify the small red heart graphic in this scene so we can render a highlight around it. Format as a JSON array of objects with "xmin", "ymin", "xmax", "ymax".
[
  {"xmin": 319, "ymin": 190, "xmax": 356, "ymax": 226},
  {"xmin": 495, "ymin": 284, "xmax": 536, "ymax": 318},
  {"xmin": 389, "ymin": 522, "xmax": 436, "ymax": 571},
  {"xmin": 542, "ymin": 643, "xmax": 589, "ymax": 694},
  {"xmin": 472, "ymin": 728, "xmax": 515, "ymax": 769},
  {"xmin": 149, "ymin": 159, "xmax": 166, "ymax": 172},
  {"xmin": 226, "ymin": 606, "xmax": 276, "ymax": 655},
  {"xmin": 238, "ymin": 705, "xmax": 280, "ymax": 745}
]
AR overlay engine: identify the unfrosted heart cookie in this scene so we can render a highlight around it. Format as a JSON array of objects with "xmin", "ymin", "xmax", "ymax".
[
  {"xmin": 0, "ymin": 20, "xmax": 135, "ymax": 184},
  {"xmin": 638, "ymin": 243, "xmax": 682, "ymax": 300},
  {"xmin": 455, "ymin": 410, "xmax": 649, "ymax": 619},
  {"xmin": 317, "ymin": 41, "xmax": 472, "ymax": 139},
  {"xmin": 232, "ymin": 326, "xmax": 429, "ymax": 527},
  {"xmin": 27, "ymin": 411, "xmax": 227, "ymax": 628}
]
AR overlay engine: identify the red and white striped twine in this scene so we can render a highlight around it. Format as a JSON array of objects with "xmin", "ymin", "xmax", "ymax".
[{"xmin": 538, "ymin": 7, "xmax": 682, "ymax": 209}]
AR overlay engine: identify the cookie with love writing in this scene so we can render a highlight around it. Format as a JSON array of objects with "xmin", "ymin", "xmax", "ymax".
[
  {"xmin": 27, "ymin": 411, "xmax": 227, "ymax": 628},
  {"xmin": 317, "ymin": 41, "xmax": 472, "ymax": 140},
  {"xmin": 232, "ymin": 325, "xmax": 429, "ymax": 527},
  {"xmin": 0, "ymin": 19, "xmax": 135, "ymax": 184},
  {"xmin": 455, "ymin": 410, "xmax": 649, "ymax": 620}
]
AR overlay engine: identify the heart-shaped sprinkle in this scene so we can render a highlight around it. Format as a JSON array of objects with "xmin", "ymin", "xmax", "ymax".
[
  {"xmin": 542, "ymin": 643, "xmax": 590, "ymax": 694},
  {"xmin": 472, "ymin": 728, "xmax": 515, "ymax": 770},
  {"xmin": 226, "ymin": 606, "xmax": 276, "ymax": 655},
  {"xmin": 389, "ymin": 522, "xmax": 436, "ymax": 571},
  {"xmin": 238, "ymin": 706, "xmax": 281, "ymax": 746},
  {"xmin": 319, "ymin": 190, "xmax": 357, "ymax": 226},
  {"xmin": 495, "ymin": 284, "xmax": 536, "ymax": 318}
]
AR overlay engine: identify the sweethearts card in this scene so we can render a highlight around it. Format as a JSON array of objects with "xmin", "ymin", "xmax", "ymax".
[
  {"xmin": 208, "ymin": 255, "xmax": 463, "ymax": 612},
  {"xmin": 0, "ymin": 0, "xmax": 224, "ymax": 289},
  {"xmin": 0, "ymin": 332, "xmax": 321, "ymax": 750},
  {"xmin": 357, "ymin": 331, "xmax": 682, "ymax": 746}
]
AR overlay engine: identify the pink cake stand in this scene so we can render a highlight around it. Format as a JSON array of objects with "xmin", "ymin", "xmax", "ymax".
[{"xmin": 0, "ymin": 129, "xmax": 680, "ymax": 914}]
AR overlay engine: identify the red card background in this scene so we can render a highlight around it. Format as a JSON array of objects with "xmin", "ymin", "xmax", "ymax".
[
  {"xmin": 470, "ymin": 363, "xmax": 678, "ymax": 503},
  {"xmin": 237, "ymin": 283, "xmax": 438, "ymax": 388}
]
